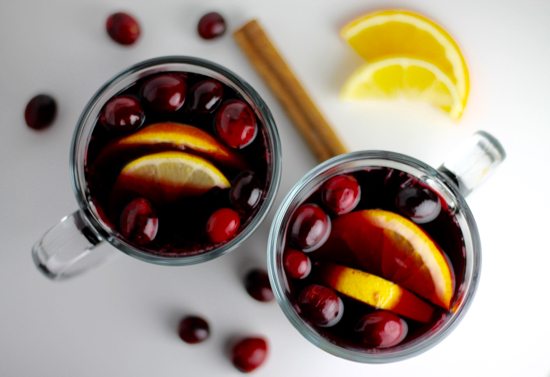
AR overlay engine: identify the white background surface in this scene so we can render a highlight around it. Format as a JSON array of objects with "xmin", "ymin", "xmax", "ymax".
[{"xmin": 1, "ymin": 0, "xmax": 549, "ymax": 376}]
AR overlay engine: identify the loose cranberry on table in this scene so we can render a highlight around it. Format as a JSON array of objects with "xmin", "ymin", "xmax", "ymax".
[
  {"xmin": 355, "ymin": 311, "xmax": 408, "ymax": 348},
  {"xmin": 141, "ymin": 74, "xmax": 187, "ymax": 112},
  {"xmin": 283, "ymin": 249, "xmax": 311, "ymax": 279},
  {"xmin": 215, "ymin": 100, "xmax": 257, "ymax": 149},
  {"xmin": 230, "ymin": 336, "xmax": 268, "ymax": 373},
  {"xmin": 106, "ymin": 12, "xmax": 141, "ymax": 45},
  {"xmin": 395, "ymin": 185, "xmax": 441, "ymax": 224},
  {"xmin": 99, "ymin": 95, "xmax": 145, "ymax": 132},
  {"xmin": 24, "ymin": 94, "xmax": 57, "ymax": 130},
  {"xmin": 197, "ymin": 12, "xmax": 226, "ymax": 40},
  {"xmin": 244, "ymin": 268, "xmax": 274, "ymax": 302},
  {"xmin": 187, "ymin": 79, "xmax": 223, "ymax": 114},
  {"xmin": 298, "ymin": 284, "xmax": 343, "ymax": 327},
  {"xmin": 322, "ymin": 174, "xmax": 361, "ymax": 215},
  {"xmin": 230, "ymin": 171, "xmax": 263, "ymax": 214},
  {"xmin": 120, "ymin": 198, "xmax": 158, "ymax": 245},
  {"xmin": 289, "ymin": 204, "xmax": 331, "ymax": 251},
  {"xmin": 206, "ymin": 208, "xmax": 240, "ymax": 243},
  {"xmin": 178, "ymin": 316, "xmax": 210, "ymax": 344}
]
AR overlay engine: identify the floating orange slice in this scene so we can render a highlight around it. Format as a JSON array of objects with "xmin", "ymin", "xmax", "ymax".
[{"xmin": 311, "ymin": 209, "xmax": 455, "ymax": 309}]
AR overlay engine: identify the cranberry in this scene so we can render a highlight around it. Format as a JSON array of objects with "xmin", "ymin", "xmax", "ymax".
[
  {"xmin": 99, "ymin": 95, "xmax": 144, "ymax": 132},
  {"xmin": 230, "ymin": 171, "xmax": 263, "ymax": 214},
  {"xmin": 283, "ymin": 249, "xmax": 311, "ymax": 279},
  {"xmin": 106, "ymin": 12, "xmax": 140, "ymax": 45},
  {"xmin": 322, "ymin": 174, "xmax": 361, "ymax": 215},
  {"xmin": 355, "ymin": 311, "xmax": 408, "ymax": 348},
  {"xmin": 298, "ymin": 285, "xmax": 343, "ymax": 327},
  {"xmin": 215, "ymin": 100, "xmax": 257, "ymax": 149},
  {"xmin": 187, "ymin": 79, "xmax": 223, "ymax": 114},
  {"xmin": 244, "ymin": 268, "xmax": 274, "ymax": 302},
  {"xmin": 197, "ymin": 12, "xmax": 226, "ymax": 40},
  {"xmin": 395, "ymin": 185, "xmax": 441, "ymax": 224},
  {"xmin": 141, "ymin": 74, "xmax": 187, "ymax": 112},
  {"xmin": 230, "ymin": 337, "xmax": 268, "ymax": 373},
  {"xmin": 206, "ymin": 208, "xmax": 240, "ymax": 243},
  {"xmin": 178, "ymin": 316, "xmax": 210, "ymax": 344},
  {"xmin": 24, "ymin": 94, "xmax": 57, "ymax": 130},
  {"xmin": 289, "ymin": 204, "xmax": 331, "ymax": 251},
  {"xmin": 120, "ymin": 198, "xmax": 158, "ymax": 245}
]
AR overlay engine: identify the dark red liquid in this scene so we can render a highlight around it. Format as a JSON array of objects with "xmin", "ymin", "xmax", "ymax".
[
  {"xmin": 282, "ymin": 167, "xmax": 466, "ymax": 351},
  {"xmin": 85, "ymin": 71, "xmax": 271, "ymax": 257}
]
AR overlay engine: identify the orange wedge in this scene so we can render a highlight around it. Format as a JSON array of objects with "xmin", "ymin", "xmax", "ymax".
[
  {"xmin": 112, "ymin": 151, "xmax": 230, "ymax": 205},
  {"xmin": 318, "ymin": 262, "xmax": 434, "ymax": 322},
  {"xmin": 311, "ymin": 209, "xmax": 455, "ymax": 309}
]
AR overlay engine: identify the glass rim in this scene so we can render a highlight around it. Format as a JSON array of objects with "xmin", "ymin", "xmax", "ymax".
[
  {"xmin": 70, "ymin": 55, "xmax": 282, "ymax": 265},
  {"xmin": 267, "ymin": 150, "xmax": 481, "ymax": 363}
]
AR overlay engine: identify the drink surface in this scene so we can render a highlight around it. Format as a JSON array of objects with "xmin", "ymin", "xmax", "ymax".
[
  {"xmin": 85, "ymin": 71, "xmax": 270, "ymax": 256},
  {"xmin": 282, "ymin": 167, "xmax": 465, "ymax": 350}
]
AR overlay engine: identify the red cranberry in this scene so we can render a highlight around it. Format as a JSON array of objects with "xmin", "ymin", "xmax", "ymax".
[
  {"xmin": 106, "ymin": 12, "xmax": 140, "ymax": 45},
  {"xmin": 322, "ymin": 174, "xmax": 361, "ymax": 215},
  {"xmin": 244, "ymin": 268, "xmax": 274, "ymax": 302},
  {"xmin": 120, "ymin": 198, "xmax": 158, "ymax": 245},
  {"xmin": 178, "ymin": 316, "xmax": 210, "ymax": 344},
  {"xmin": 141, "ymin": 74, "xmax": 187, "ymax": 112},
  {"xmin": 395, "ymin": 185, "xmax": 441, "ymax": 224},
  {"xmin": 187, "ymin": 79, "xmax": 223, "ymax": 114},
  {"xmin": 298, "ymin": 284, "xmax": 343, "ymax": 327},
  {"xmin": 24, "ymin": 94, "xmax": 57, "ymax": 130},
  {"xmin": 230, "ymin": 337, "xmax": 268, "ymax": 373},
  {"xmin": 99, "ymin": 95, "xmax": 144, "ymax": 132},
  {"xmin": 355, "ymin": 311, "xmax": 408, "ymax": 348},
  {"xmin": 230, "ymin": 171, "xmax": 263, "ymax": 214},
  {"xmin": 289, "ymin": 204, "xmax": 331, "ymax": 251},
  {"xmin": 206, "ymin": 208, "xmax": 240, "ymax": 243},
  {"xmin": 197, "ymin": 12, "xmax": 226, "ymax": 40},
  {"xmin": 283, "ymin": 249, "xmax": 311, "ymax": 279},
  {"xmin": 215, "ymin": 100, "xmax": 257, "ymax": 149}
]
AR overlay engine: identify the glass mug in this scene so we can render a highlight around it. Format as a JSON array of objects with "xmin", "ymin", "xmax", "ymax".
[
  {"xmin": 267, "ymin": 131, "xmax": 505, "ymax": 363},
  {"xmin": 33, "ymin": 56, "xmax": 281, "ymax": 280}
]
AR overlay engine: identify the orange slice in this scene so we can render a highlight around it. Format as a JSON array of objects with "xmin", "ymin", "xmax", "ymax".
[
  {"xmin": 318, "ymin": 262, "xmax": 434, "ymax": 322},
  {"xmin": 112, "ymin": 151, "xmax": 230, "ymax": 205},
  {"xmin": 311, "ymin": 209, "xmax": 455, "ymax": 309}
]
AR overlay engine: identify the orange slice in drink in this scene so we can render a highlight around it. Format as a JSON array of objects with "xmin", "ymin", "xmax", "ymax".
[
  {"xmin": 311, "ymin": 209, "xmax": 455, "ymax": 309},
  {"xmin": 112, "ymin": 151, "xmax": 230, "ymax": 205}
]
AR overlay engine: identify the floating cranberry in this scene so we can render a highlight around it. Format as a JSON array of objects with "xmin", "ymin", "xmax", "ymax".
[
  {"xmin": 283, "ymin": 249, "xmax": 311, "ymax": 279},
  {"xmin": 230, "ymin": 171, "xmax": 262, "ymax": 214},
  {"xmin": 215, "ymin": 100, "xmax": 257, "ymax": 149},
  {"xmin": 106, "ymin": 12, "xmax": 141, "ymax": 45},
  {"xmin": 187, "ymin": 79, "xmax": 223, "ymax": 114},
  {"xmin": 230, "ymin": 337, "xmax": 268, "ymax": 373},
  {"xmin": 244, "ymin": 268, "xmax": 274, "ymax": 302},
  {"xmin": 206, "ymin": 208, "xmax": 240, "ymax": 243},
  {"xmin": 322, "ymin": 174, "xmax": 361, "ymax": 215},
  {"xmin": 178, "ymin": 316, "xmax": 210, "ymax": 344},
  {"xmin": 289, "ymin": 204, "xmax": 331, "ymax": 251},
  {"xmin": 298, "ymin": 284, "xmax": 343, "ymax": 327},
  {"xmin": 99, "ymin": 95, "xmax": 144, "ymax": 132},
  {"xmin": 197, "ymin": 12, "xmax": 226, "ymax": 40},
  {"xmin": 355, "ymin": 311, "xmax": 408, "ymax": 348},
  {"xmin": 120, "ymin": 198, "xmax": 158, "ymax": 245},
  {"xmin": 395, "ymin": 185, "xmax": 441, "ymax": 224},
  {"xmin": 24, "ymin": 94, "xmax": 57, "ymax": 130},
  {"xmin": 141, "ymin": 74, "xmax": 187, "ymax": 112}
]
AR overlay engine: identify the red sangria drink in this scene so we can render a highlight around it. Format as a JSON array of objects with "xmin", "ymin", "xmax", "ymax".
[{"xmin": 267, "ymin": 150, "xmax": 492, "ymax": 362}]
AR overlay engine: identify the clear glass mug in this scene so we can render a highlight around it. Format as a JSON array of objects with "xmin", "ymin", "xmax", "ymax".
[
  {"xmin": 267, "ymin": 131, "xmax": 505, "ymax": 363},
  {"xmin": 33, "ymin": 56, "xmax": 281, "ymax": 281}
]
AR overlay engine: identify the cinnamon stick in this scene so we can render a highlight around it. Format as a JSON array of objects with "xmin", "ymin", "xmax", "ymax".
[{"xmin": 233, "ymin": 20, "xmax": 348, "ymax": 162}]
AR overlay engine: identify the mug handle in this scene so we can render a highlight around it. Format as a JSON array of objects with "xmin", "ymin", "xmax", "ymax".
[
  {"xmin": 438, "ymin": 131, "xmax": 506, "ymax": 197},
  {"xmin": 32, "ymin": 209, "xmax": 118, "ymax": 281}
]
